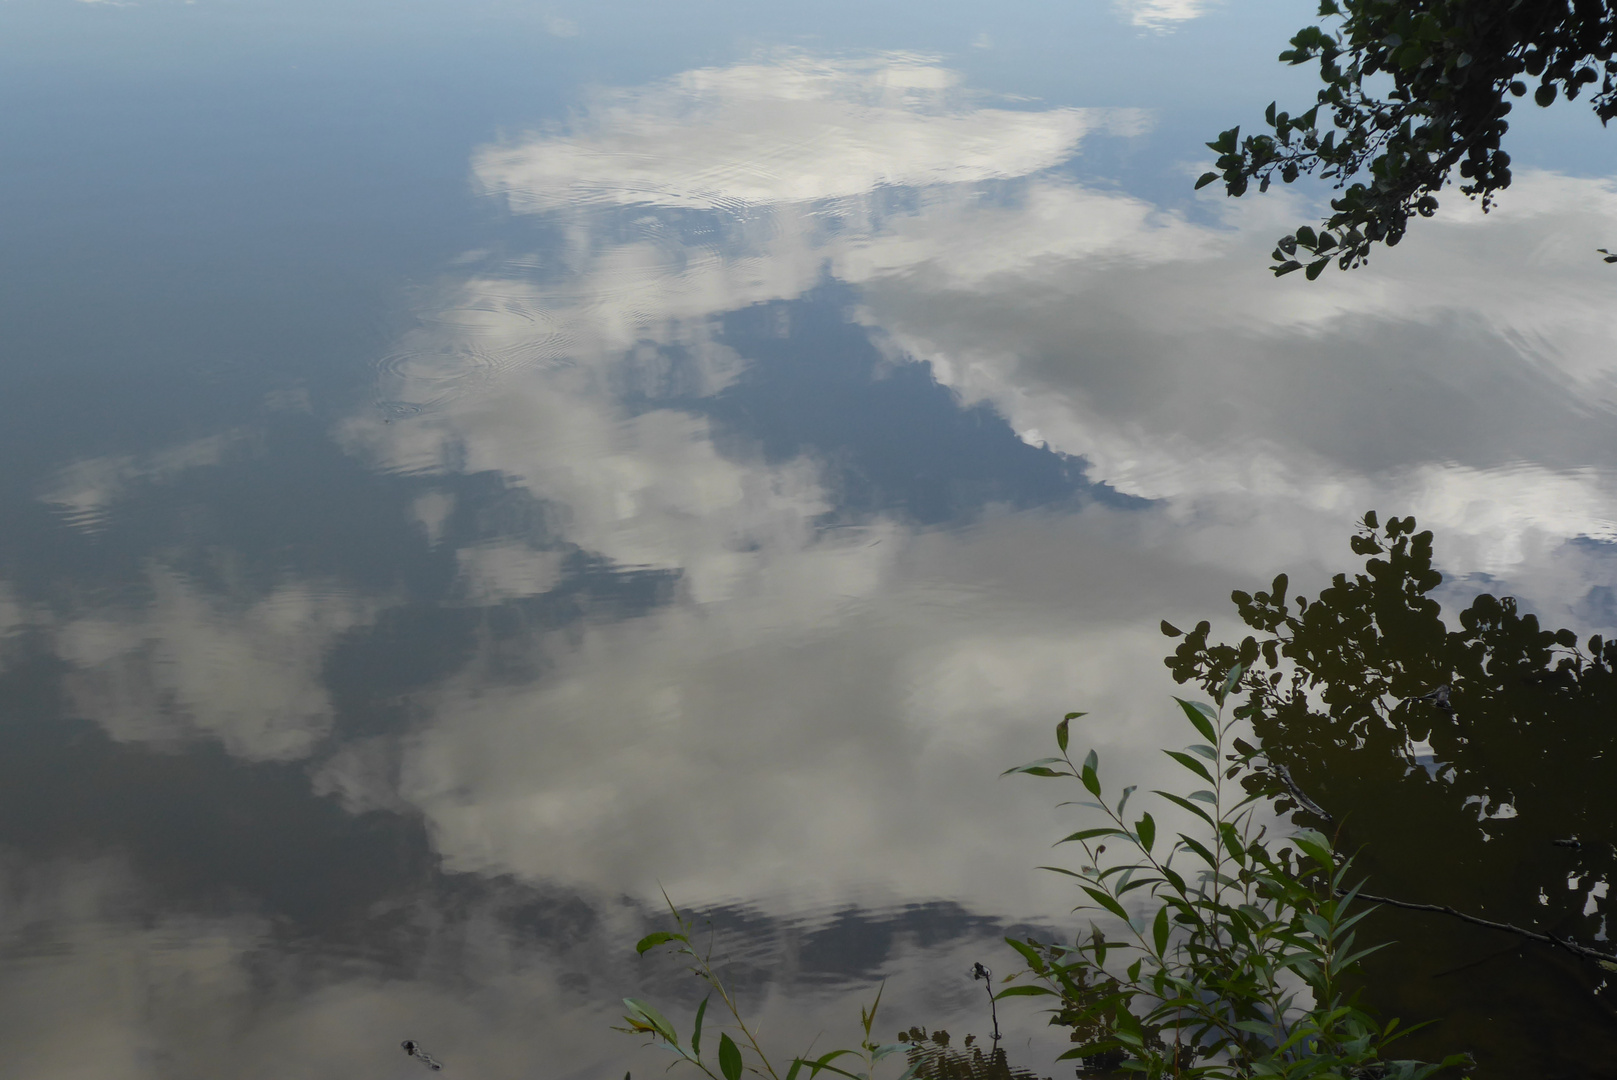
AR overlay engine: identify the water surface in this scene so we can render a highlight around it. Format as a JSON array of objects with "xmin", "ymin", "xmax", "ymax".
[{"xmin": 3, "ymin": 1, "xmax": 1617, "ymax": 1077}]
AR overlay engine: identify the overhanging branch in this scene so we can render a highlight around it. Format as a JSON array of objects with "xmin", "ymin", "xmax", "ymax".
[
  {"xmin": 1347, "ymin": 889, "xmax": 1617, "ymax": 969},
  {"xmin": 1275, "ymin": 763, "xmax": 1617, "ymax": 970}
]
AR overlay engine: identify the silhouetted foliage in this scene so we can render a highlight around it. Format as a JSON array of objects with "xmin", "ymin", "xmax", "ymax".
[
  {"xmin": 1164, "ymin": 512, "xmax": 1617, "ymax": 1076},
  {"xmin": 1002, "ymin": 694, "xmax": 1463, "ymax": 1078},
  {"xmin": 1200, "ymin": 1, "xmax": 1617, "ymax": 276},
  {"xmin": 897, "ymin": 1028, "xmax": 1049, "ymax": 1080}
]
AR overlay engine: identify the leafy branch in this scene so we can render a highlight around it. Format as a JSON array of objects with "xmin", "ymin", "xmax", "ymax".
[
  {"xmin": 1200, "ymin": 0, "xmax": 1617, "ymax": 276},
  {"xmin": 999, "ymin": 682, "xmax": 1469, "ymax": 1077},
  {"xmin": 622, "ymin": 894, "xmax": 918, "ymax": 1080}
]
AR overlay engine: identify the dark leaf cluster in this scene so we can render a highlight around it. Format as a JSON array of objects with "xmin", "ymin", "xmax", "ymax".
[
  {"xmin": 1162, "ymin": 511, "xmax": 1617, "ymax": 1073},
  {"xmin": 1002, "ymin": 697, "xmax": 1466, "ymax": 1077},
  {"xmin": 1197, "ymin": 0, "xmax": 1617, "ymax": 276}
]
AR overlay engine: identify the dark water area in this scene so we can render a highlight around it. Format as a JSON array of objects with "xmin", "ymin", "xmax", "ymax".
[{"xmin": 3, "ymin": 0, "xmax": 1617, "ymax": 1076}]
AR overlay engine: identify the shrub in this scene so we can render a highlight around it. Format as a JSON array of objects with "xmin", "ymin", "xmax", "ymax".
[{"xmin": 998, "ymin": 675, "xmax": 1470, "ymax": 1079}]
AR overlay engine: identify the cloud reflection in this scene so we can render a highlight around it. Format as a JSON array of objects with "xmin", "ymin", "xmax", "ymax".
[
  {"xmin": 58, "ymin": 568, "xmax": 375, "ymax": 761},
  {"xmin": 476, "ymin": 53, "xmax": 1148, "ymax": 213},
  {"xmin": 1116, "ymin": 0, "xmax": 1217, "ymax": 31},
  {"xmin": 328, "ymin": 50, "xmax": 1617, "ymax": 923}
]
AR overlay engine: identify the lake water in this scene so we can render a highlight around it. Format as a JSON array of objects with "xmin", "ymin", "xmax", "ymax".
[{"xmin": 3, "ymin": 1, "xmax": 1616, "ymax": 1077}]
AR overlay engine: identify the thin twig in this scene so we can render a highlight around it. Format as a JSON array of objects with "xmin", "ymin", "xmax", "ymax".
[
  {"xmin": 1280, "ymin": 771, "xmax": 1617, "ymax": 969},
  {"xmin": 1272, "ymin": 763, "xmax": 1332, "ymax": 823},
  {"xmin": 1348, "ymin": 890, "xmax": 1617, "ymax": 967}
]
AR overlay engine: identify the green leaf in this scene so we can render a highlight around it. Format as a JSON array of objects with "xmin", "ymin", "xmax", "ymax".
[
  {"xmin": 995, "ymin": 985, "xmax": 1058, "ymax": 998},
  {"xmin": 1155, "ymin": 791, "xmax": 1216, "ymax": 829},
  {"xmin": 719, "ymin": 1033, "xmax": 744, "ymax": 1080},
  {"xmin": 1004, "ymin": 936, "xmax": 1047, "ymax": 971},
  {"xmin": 1219, "ymin": 822, "xmax": 1247, "ymax": 864},
  {"xmin": 1175, "ymin": 834, "xmax": 1219, "ymax": 868},
  {"xmin": 1081, "ymin": 886, "xmax": 1133, "ymax": 924},
  {"xmin": 1056, "ymin": 716, "xmax": 1071, "ymax": 753},
  {"xmin": 802, "ymin": 1064, "xmax": 865, "ymax": 1080},
  {"xmin": 624, "ymin": 999, "xmax": 679, "ymax": 1044},
  {"xmin": 1164, "ymin": 750, "xmax": 1215, "ymax": 784},
  {"xmin": 1081, "ymin": 765, "xmax": 1102, "ymax": 797},
  {"xmin": 1056, "ymin": 827, "xmax": 1124, "ymax": 845},
  {"xmin": 636, "ymin": 932, "xmax": 676, "ymax": 955},
  {"xmin": 1305, "ymin": 258, "xmax": 1328, "ymax": 280},
  {"xmin": 1136, "ymin": 813, "xmax": 1156, "ymax": 852},
  {"xmin": 1293, "ymin": 828, "xmax": 1334, "ymax": 867},
  {"xmin": 1001, "ymin": 757, "xmax": 1070, "ymax": 777},
  {"xmin": 1152, "ymin": 906, "xmax": 1170, "ymax": 956},
  {"xmin": 800, "ymin": 1050, "xmax": 859, "ymax": 1080},
  {"xmin": 1173, "ymin": 698, "xmax": 1218, "ymax": 743},
  {"xmin": 692, "ymin": 996, "xmax": 709, "ymax": 1059},
  {"xmin": 1220, "ymin": 662, "xmax": 1245, "ymax": 700}
]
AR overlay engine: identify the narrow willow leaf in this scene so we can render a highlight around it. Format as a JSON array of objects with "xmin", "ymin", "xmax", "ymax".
[
  {"xmin": 1136, "ymin": 813, "xmax": 1156, "ymax": 852},
  {"xmin": 1173, "ymin": 698, "xmax": 1219, "ymax": 743},
  {"xmin": 691, "ymin": 996, "xmax": 709, "ymax": 1060},
  {"xmin": 1220, "ymin": 662, "xmax": 1246, "ymax": 700},
  {"xmin": 624, "ymin": 999, "xmax": 679, "ymax": 1044},
  {"xmin": 1155, "ymin": 792, "xmax": 1216, "ymax": 828},
  {"xmin": 1164, "ymin": 750, "xmax": 1215, "ymax": 784},
  {"xmin": 718, "ymin": 1033, "xmax": 744, "ymax": 1080},
  {"xmin": 1004, "ymin": 937, "xmax": 1046, "ymax": 971},
  {"xmin": 804, "ymin": 1063, "xmax": 866, "ymax": 1080},
  {"xmin": 995, "ymin": 985, "xmax": 1058, "ymax": 998},
  {"xmin": 1002, "ymin": 758, "xmax": 1071, "ymax": 777},
  {"xmin": 1117, "ymin": 785, "xmax": 1138, "ymax": 816},
  {"xmin": 1293, "ymin": 829, "xmax": 1334, "ymax": 867},
  {"xmin": 1081, "ymin": 886, "xmax": 1133, "ymax": 923},
  {"xmin": 1176, "ymin": 834, "xmax": 1218, "ymax": 868},
  {"xmin": 635, "ymin": 932, "xmax": 675, "ymax": 955},
  {"xmin": 1152, "ymin": 906, "xmax": 1170, "ymax": 956}
]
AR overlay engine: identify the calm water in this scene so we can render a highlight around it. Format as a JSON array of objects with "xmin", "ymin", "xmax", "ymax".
[{"xmin": 3, "ymin": 1, "xmax": 1616, "ymax": 1077}]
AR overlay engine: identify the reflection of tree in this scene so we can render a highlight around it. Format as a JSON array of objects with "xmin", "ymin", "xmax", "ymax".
[
  {"xmin": 897, "ymin": 1028, "xmax": 1057, "ymax": 1080},
  {"xmin": 1163, "ymin": 512, "xmax": 1617, "ymax": 1076}
]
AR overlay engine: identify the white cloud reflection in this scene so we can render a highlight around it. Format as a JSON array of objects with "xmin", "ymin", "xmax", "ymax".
[
  {"xmin": 57, "ymin": 568, "xmax": 374, "ymax": 761},
  {"xmin": 1116, "ymin": 0, "xmax": 1217, "ymax": 31},
  {"xmin": 346, "ymin": 51, "xmax": 1617, "ymax": 918},
  {"xmin": 475, "ymin": 52, "xmax": 1148, "ymax": 212}
]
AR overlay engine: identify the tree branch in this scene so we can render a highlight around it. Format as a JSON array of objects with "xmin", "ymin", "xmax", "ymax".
[
  {"xmin": 1276, "ymin": 765, "xmax": 1617, "ymax": 969},
  {"xmin": 1347, "ymin": 889, "xmax": 1617, "ymax": 968}
]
